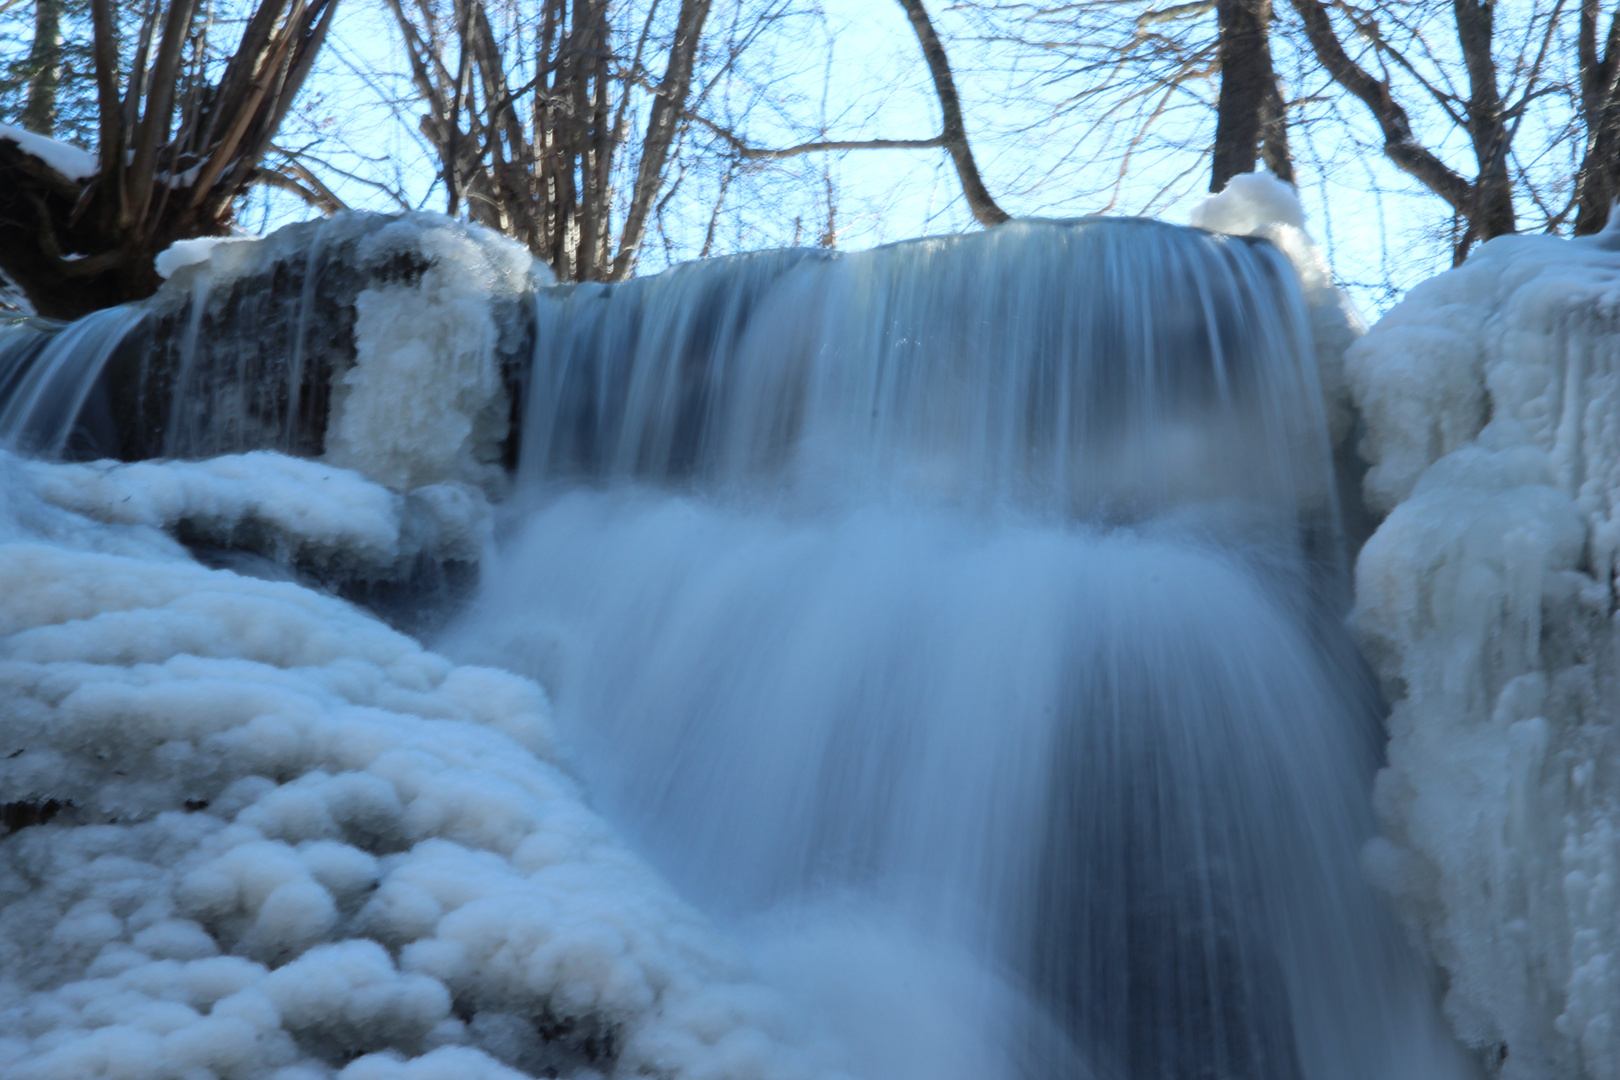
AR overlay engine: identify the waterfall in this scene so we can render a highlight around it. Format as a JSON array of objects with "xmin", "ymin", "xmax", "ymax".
[
  {"xmin": 442, "ymin": 218, "xmax": 1474, "ymax": 1079},
  {"xmin": 518, "ymin": 219, "xmax": 1334, "ymax": 519},
  {"xmin": 0, "ymin": 306, "xmax": 147, "ymax": 456},
  {"xmin": 0, "ymin": 213, "xmax": 1477, "ymax": 1079}
]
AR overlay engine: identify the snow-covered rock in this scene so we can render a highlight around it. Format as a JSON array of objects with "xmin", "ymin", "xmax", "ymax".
[
  {"xmin": 1349, "ymin": 222, "xmax": 1620, "ymax": 1079},
  {"xmin": 155, "ymin": 237, "xmax": 258, "ymax": 280},
  {"xmin": 0, "ymin": 451, "xmax": 835, "ymax": 1080},
  {"xmin": 0, "ymin": 122, "xmax": 97, "ymax": 182},
  {"xmin": 99, "ymin": 212, "xmax": 549, "ymax": 489}
]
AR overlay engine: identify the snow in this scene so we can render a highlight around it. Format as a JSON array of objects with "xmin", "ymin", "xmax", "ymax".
[
  {"xmin": 0, "ymin": 123, "xmax": 97, "ymax": 183},
  {"xmin": 0, "ymin": 451, "xmax": 835, "ymax": 1080},
  {"xmin": 155, "ymin": 237, "xmax": 257, "ymax": 281},
  {"xmin": 1191, "ymin": 170, "xmax": 1364, "ymax": 444},
  {"xmin": 324, "ymin": 217, "xmax": 539, "ymax": 493},
  {"xmin": 20, "ymin": 452, "xmax": 490, "ymax": 573},
  {"xmin": 1349, "ymin": 227, "xmax": 1620, "ymax": 1079},
  {"xmin": 143, "ymin": 213, "xmax": 548, "ymax": 495}
]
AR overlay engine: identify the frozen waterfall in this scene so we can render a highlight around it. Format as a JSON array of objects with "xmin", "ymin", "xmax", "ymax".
[{"xmin": 0, "ymin": 212, "xmax": 1475, "ymax": 1080}]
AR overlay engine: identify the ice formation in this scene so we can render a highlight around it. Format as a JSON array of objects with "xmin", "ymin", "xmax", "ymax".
[
  {"xmin": 322, "ymin": 217, "xmax": 538, "ymax": 494},
  {"xmin": 1350, "ymin": 223, "xmax": 1620, "ymax": 1078},
  {"xmin": 0, "ymin": 451, "xmax": 834, "ymax": 1080},
  {"xmin": 19, "ymin": 452, "xmax": 489, "ymax": 574}
]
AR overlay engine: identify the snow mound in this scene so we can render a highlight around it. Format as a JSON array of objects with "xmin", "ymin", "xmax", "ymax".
[
  {"xmin": 1350, "ymin": 230, "xmax": 1620, "ymax": 1079},
  {"xmin": 0, "ymin": 122, "xmax": 97, "ymax": 182},
  {"xmin": 20, "ymin": 452, "xmax": 489, "ymax": 573},
  {"xmin": 0, "ymin": 453, "xmax": 833, "ymax": 1080},
  {"xmin": 1191, "ymin": 170, "xmax": 1307, "ymax": 234},
  {"xmin": 155, "ymin": 237, "xmax": 258, "ymax": 280},
  {"xmin": 1191, "ymin": 171, "xmax": 1364, "ymax": 444}
]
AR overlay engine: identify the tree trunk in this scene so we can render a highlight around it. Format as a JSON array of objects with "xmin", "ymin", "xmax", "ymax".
[
  {"xmin": 1575, "ymin": 0, "xmax": 1620, "ymax": 235},
  {"xmin": 22, "ymin": 0, "xmax": 63, "ymax": 135},
  {"xmin": 1452, "ymin": 0, "xmax": 1514, "ymax": 259},
  {"xmin": 1211, "ymin": 0, "xmax": 1291, "ymax": 190},
  {"xmin": 611, "ymin": 0, "xmax": 713, "ymax": 280}
]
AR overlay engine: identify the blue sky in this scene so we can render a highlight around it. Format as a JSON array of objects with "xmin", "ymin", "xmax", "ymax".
[{"xmin": 236, "ymin": 0, "xmax": 1565, "ymax": 319}]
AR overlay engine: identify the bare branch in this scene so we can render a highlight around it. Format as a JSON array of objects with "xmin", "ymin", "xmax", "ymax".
[{"xmin": 895, "ymin": 0, "xmax": 1009, "ymax": 226}]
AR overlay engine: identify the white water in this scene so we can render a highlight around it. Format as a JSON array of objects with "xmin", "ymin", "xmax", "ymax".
[{"xmin": 442, "ymin": 219, "xmax": 1476, "ymax": 1079}]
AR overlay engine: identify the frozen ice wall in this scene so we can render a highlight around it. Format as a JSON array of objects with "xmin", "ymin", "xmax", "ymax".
[
  {"xmin": 1349, "ymin": 224, "xmax": 1620, "ymax": 1079},
  {"xmin": 0, "ymin": 451, "xmax": 836, "ymax": 1080}
]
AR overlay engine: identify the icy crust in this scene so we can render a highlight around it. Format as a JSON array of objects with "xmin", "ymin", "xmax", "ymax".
[
  {"xmin": 20, "ymin": 452, "xmax": 490, "ymax": 573},
  {"xmin": 0, "ymin": 457, "xmax": 831, "ymax": 1080},
  {"xmin": 1350, "ymin": 228, "xmax": 1620, "ymax": 1079},
  {"xmin": 147, "ymin": 212, "xmax": 550, "ymax": 491},
  {"xmin": 324, "ymin": 216, "xmax": 539, "ymax": 493},
  {"xmin": 1191, "ymin": 171, "xmax": 1365, "ymax": 445}
]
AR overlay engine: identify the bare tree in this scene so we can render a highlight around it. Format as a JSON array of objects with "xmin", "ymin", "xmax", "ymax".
[
  {"xmin": 1576, "ymin": 0, "xmax": 1620, "ymax": 233},
  {"xmin": 1286, "ymin": 0, "xmax": 1532, "ymax": 258},
  {"xmin": 1212, "ymin": 0, "xmax": 1291, "ymax": 189},
  {"xmin": 387, "ymin": 0, "xmax": 1007, "ymax": 280},
  {"xmin": 0, "ymin": 0, "xmax": 342, "ymax": 318},
  {"xmin": 682, "ymin": 0, "xmax": 1008, "ymax": 226},
  {"xmin": 21, "ymin": 0, "xmax": 63, "ymax": 133},
  {"xmin": 384, "ymin": 0, "xmax": 726, "ymax": 282},
  {"xmin": 895, "ymin": 0, "xmax": 1007, "ymax": 225}
]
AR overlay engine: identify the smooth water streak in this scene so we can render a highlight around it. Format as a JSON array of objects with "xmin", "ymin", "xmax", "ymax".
[{"xmin": 448, "ymin": 219, "xmax": 1476, "ymax": 1079}]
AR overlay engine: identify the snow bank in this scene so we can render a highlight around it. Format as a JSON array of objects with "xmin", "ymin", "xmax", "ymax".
[
  {"xmin": 1349, "ymin": 224, "xmax": 1620, "ymax": 1079},
  {"xmin": 20, "ymin": 452, "xmax": 488, "ymax": 574},
  {"xmin": 0, "ymin": 122, "xmax": 97, "ymax": 182},
  {"xmin": 0, "ymin": 451, "xmax": 833, "ymax": 1080},
  {"xmin": 1192, "ymin": 171, "xmax": 1364, "ymax": 444}
]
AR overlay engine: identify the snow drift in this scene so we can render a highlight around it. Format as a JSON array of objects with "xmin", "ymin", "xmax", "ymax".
[
  {"xmin": 1350, "ymin": 222, "xmax": 1620, "ymax": 1079},
  {"xmin": 0, "ymin": 451, "xmax": 833, "ymax": 1080}
]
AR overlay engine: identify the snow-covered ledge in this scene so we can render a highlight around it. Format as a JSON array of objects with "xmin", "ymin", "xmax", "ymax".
[{"xmin": 1351, "ymin": 222, "xmax": 1620, "ymax": 1079}]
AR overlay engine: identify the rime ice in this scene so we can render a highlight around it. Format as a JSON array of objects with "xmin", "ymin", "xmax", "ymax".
[{"xmin": 1351, "ymin": 224, "xmax": 1620, "ymax": 1080}]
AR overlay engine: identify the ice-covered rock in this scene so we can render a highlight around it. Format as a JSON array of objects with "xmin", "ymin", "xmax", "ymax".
[
  {"xmin": 1349, "ymin": 225, "xmax": 1620, "ymax": 1079},
  {"xmin": 1, "ymin": 212, "xmax": 549, "ymax": 491},
  {"xmin": 0, "ymin": 452, "xmax": 835, "ymax": 1080}
]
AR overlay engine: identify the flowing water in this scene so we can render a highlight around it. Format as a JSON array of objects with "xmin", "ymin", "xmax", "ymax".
[
  {"xmin": 444, "ymin": 219, "xmax": 1474, "ymax": 1079},
  {"xmin": 1, "ymin": 216, "xmax": 1475, "ymax": 1079}
]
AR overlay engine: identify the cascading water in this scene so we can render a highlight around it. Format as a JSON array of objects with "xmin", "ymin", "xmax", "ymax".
[
  {"xmin": 440, "ymin": 218, "xmax": 1476, "ymax": 1080},
  {"xmin": 0, "ymin": 212, "xmax": 1479, "ymax": 1080},
  {"xmin": 0, "ymin": 306, "xmax": 147, "ymax": 456}
]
